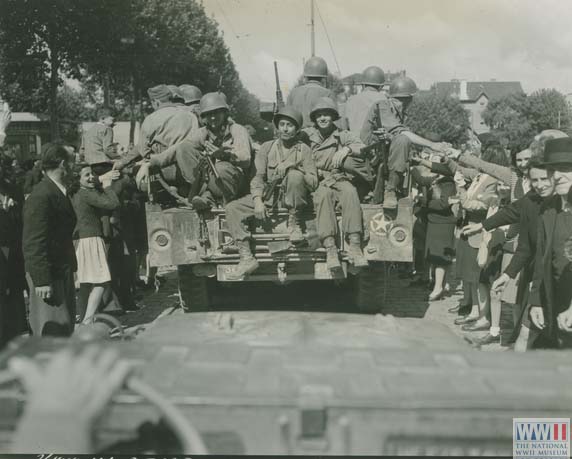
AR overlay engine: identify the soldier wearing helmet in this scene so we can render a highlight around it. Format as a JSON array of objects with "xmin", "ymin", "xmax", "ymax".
[
  {"xmin": 343, "ymin": 66, "xmax": 387, "ymax": 135},
  {"xmin": 114, "ymin": 84, "xmax": 199, "ymax": 171},
  {"xmin": 138, "ymin": 92, "xmax": 252, "ymax": 212},
  {"xmin": 360, "ymin": 75, "xmax": 448, "ymax": 208},
  {"xmin": 225, "ymin": 107, "xmax": 318, "ymax": 280},
  {"xmin": 286, "ymin": 56, "xmax": 336, "ymax": 128},
  {"xmin": 169, "ymin": 84, "xmax": 201, "ymax": 130},
  {"xmin": 179, "ymin": 84, "xmax": 203, "ymax": 120},
  {"xmin": 303, "ymin": 97, "xmax": 370, "ymax": 271}
]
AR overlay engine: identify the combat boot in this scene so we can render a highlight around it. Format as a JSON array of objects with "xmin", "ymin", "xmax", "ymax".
[
  {"xmin": 347, "ymin": 233, "xmax": 369, "ymax": 268},
  {"xmin": 383, "ymin": 171, "xmax": 400, "ymax": 209},
  {"xmin": 191, "ymin": 191, "xmax": 215, "ymax": 211},
  {"xmin": 323, "ymin": 236, "xmax": 341, "ymax": 271},
  {"xmin": 288, "ymin": 210, "xmax": 305, "ymax": 244},
  {"xmin": 227, "ymin": 240, "xmax": 259, "ymax": 281}
]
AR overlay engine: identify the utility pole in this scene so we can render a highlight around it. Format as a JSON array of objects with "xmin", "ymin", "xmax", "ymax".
[{"xmin": 310, "ymin": 0, "xmax": 315, "ymax": 57}]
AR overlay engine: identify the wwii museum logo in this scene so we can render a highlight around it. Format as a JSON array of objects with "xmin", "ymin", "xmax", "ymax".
[{"xmin": 514, "ymin": 418, "xmax": 570, "ymax": 459}]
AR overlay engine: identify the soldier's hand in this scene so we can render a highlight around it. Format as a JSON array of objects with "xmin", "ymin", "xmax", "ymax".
[
  {"xmin": 253, "ymin": 197, "xmax": 266, "ymax": 221},
  {"xmin": 35, "ymin": 285, "xmax": 53, "ymax": 301},
  {"xmin": 529, "ymin": 306, "xmax": 545, "ymax": 330},
  {"xmin": 332, "ymin": 147, "xmax": 350, "ymax": 169},
  {"xmin": 135, "ymin": 162, "xmax": 150, "ymax": 190}
]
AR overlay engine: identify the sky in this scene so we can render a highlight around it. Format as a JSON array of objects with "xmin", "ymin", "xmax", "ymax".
[{"xmin": 202, "ymin": 0, "xmax": 572, "ymax": 101}]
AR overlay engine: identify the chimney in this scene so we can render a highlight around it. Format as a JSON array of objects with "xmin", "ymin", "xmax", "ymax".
[{"xmin": 459, "ymin": 80, "xmax": 469, "ymax": 100}]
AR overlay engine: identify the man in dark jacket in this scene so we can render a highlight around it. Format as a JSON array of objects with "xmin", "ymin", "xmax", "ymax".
[
  {"xmin": 529, "ymin": 138, "xmax": 572, "ymax": 347},
  {"xmin": 23, "ymin": 143, "xmax": 77, "ymax": 336},
  {"xmin": 463, "ymin": 157, "xmax": 554, "ymax": 348}
]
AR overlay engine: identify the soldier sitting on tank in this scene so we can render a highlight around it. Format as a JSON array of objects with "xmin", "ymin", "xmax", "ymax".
[
  {"xmin": 225, "ymin": 107, "xmax": 318, "ymax": 281},
  {"xmin": 137, "ymin": 92, "xmax": 252, "ymax": 209},
  {"xmin": 360, "ymin": 75, "xmax": 448, "ymax": 208},
  {"xmin": 302, "ymin": 97, "xmax": 369, "ymax": 271}
]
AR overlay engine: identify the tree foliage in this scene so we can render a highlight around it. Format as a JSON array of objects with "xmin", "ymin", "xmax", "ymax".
[
  {"xmin": 406, "ymin": 92, "xmax": 470, "ymax": 146},
  {"xmin": 0, "ymin": 0, "xmax": 266, "ymax": 141},
  {"xmin": 483, "ymin": 89, "xmax": 572, "ymax": 151}
]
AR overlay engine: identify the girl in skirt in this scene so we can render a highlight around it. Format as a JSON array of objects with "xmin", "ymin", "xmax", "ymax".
[{"xmin": 72, "ymin": 164, "xmax": 120, "ymax": 324}]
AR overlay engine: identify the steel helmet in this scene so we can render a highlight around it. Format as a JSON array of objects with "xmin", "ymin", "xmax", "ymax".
[
  {"xmin": 304, "ymin": 56, "xmax": 328, "ymax": 78},
  {"xmin": 359, "ymin": 66, "xmax": 385, "ymax": 86},
  {"xmin": 167, "ymin": 85, "xmax": 185, "ymax": 102},
  {"xmin": 273, "ymin": 106, "xmax": 303, "ymax": 129},
  {"xmin": 199, "ymin": 92, "xmax": 229, "ymax": 114},
  {"xmin": 389, "ymin": 76, "xmax": 418, "ymax": 98},
  {"xmin": 178, "ymin": 84, "xmax": 203, "ymax": 104},
  {"xmin": 309, "ymin": 97, "xmax": 340, "ymax": 122}
]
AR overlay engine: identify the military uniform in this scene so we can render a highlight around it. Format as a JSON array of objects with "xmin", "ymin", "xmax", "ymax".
[
  {"xmin": 116, "ymin": 102, "xmax": 199, "ymax": 173},
  {"xmin": 344, "ymin": 87, "xmax": 387, "ymax": 135},
  {"xmin": 287, "ymin": 82, "xmax": 335, "ymax": 129},
  {"xmin": 83, "ymin": 122, "xmax": 118, "ymax": 165},
  {"xmin": 148, "ymin": 119, "xmax": 252, "ymax": 203},
  {"xmin": 226, "ymin": 138, "xmax": 317, "ymax": 241},
  {"xmin": 304, "ymin": 126, "xmax": 366, "ymax": 241}
]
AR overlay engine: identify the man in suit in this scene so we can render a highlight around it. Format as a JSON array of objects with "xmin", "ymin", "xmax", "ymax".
[
  {"xmin": 529, "ymin": 137, "xmax": 572, "ymax": 347},
  {"xmin": 23, "ymin": 143, "xmax": 77, "ymax": 337}
]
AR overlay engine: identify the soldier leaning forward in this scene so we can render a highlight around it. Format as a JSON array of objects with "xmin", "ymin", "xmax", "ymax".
[
  {"xmin": 115, "ymin": 84, "xmax": 199, "ymax": 174},
  {"xmin": 138, "ymin": 92, "xmax": 252, "ymax": 209},
  {"xmin": 303, "ymin": 97, "xmax": 370, "ymax": 271},
  {"xmin": 360, "ymin": 75, "xmax": 447, "ymax": 208},
  {"xmin": 225, "ymin": 107, "xmax": 318, "ymax": 281}
]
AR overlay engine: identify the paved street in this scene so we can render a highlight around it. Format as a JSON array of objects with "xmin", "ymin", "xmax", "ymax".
[{"xmin": 121, "ymin": 264, "xmax": 504, "ymax": 352}]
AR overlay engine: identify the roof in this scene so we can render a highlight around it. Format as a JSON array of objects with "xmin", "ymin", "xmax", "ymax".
[
  {"xmin": 433, "ymin": 81, "xmax": 524, "ymax": 102},
  {"xmin": 10, "ymin": 112, "xmax": 50, "ymax": 123}
]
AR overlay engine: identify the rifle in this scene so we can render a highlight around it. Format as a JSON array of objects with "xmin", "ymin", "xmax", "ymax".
[
  {"xmin": 274, "ymin": 61, "xmax": 284, "ymax": 112},
  {"xmin": 202, "ymin": 152, "xmax": 233, "ymax": 205},
  {"xmin": 371, "ymin": 103, "xmax": 390, "ymax": 204}
]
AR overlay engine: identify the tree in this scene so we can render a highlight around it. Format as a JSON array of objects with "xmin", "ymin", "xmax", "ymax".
[
  {"xmin": 0, "ymin": 0, "xmax": 99, "ymax": 137},
  {"xmin": 406, "ymin": 92, "xmax": 470, "ymax": 146},
  {"xmin": 482, "ymin": 89, "xmax": 572, "ymax": 152},
  {"xmin": 482, "ymin": 92, "xmax": 532, "ymax": 151}
]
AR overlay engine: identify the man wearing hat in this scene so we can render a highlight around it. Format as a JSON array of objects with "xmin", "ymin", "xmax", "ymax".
[
  {"xmin": 343, "ymin": 66, "xmax": 387, "ymax": 135},
  {"xmin": 83, "ymin": 108, "xmax": 118, "ymax": 167},
  {"xmin": 303, "ymin": 97, "xmax": 369, "ymax": 271},
  {"xmin": 114, "ymin": 84, "xmax": 198, "ymax": 171},
  {"xmin": 287, "ymin": 56, "xmax": 335, "ymax": 128},
  {"xmin": 224, "ymin": 107, "xmax": 318, "ymax": 280},
  {"xmin": 529, "ymin": 137, "xmax": 572, "ymax": 347}
]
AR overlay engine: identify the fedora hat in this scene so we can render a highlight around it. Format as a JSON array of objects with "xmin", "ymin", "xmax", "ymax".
[{"xmin": 541, "ymin": 137, "xmax": 572, "ymax": 166}]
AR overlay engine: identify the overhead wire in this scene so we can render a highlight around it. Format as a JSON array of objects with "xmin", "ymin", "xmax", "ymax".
[
  {"xmin": 314, "ymin": 0, "xmax": 342, "ymax": 76},
  {"xmin": 214, "ymin": 0, "xmax": 271, "ymax": 94}
]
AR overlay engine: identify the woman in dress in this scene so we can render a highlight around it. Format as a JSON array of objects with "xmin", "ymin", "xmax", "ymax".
[{"xmin": 72, "ymin": 165, "xmax": 120, "ymax": 324}]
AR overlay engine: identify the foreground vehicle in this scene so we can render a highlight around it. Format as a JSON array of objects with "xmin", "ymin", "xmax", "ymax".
[{"xmin": 1, "ymin": 312, "xmax": 571, "ymax": 455}]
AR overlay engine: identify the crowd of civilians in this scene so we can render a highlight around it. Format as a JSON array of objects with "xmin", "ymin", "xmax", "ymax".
[
  {"xmin": 410, "ymin": 129, "xmax": 572, "ymax": 349},
  {"xmin": 2, "ymin": 97, "xmax": 572, "ymax": 352},
  {"xmin": 0, "ymin": 108, "xmax": 156, "ymax": 347}
]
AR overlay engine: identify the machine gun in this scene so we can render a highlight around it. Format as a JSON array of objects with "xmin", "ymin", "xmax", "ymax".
[{"xmin": 274, "ymin": 61, "xmax": 284, "ymax": 113}]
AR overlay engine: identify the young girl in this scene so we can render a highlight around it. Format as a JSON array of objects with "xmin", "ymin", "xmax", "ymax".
[{"xmin": 72, "ymin": 165, "xmax": 120, "ymax": 324}]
